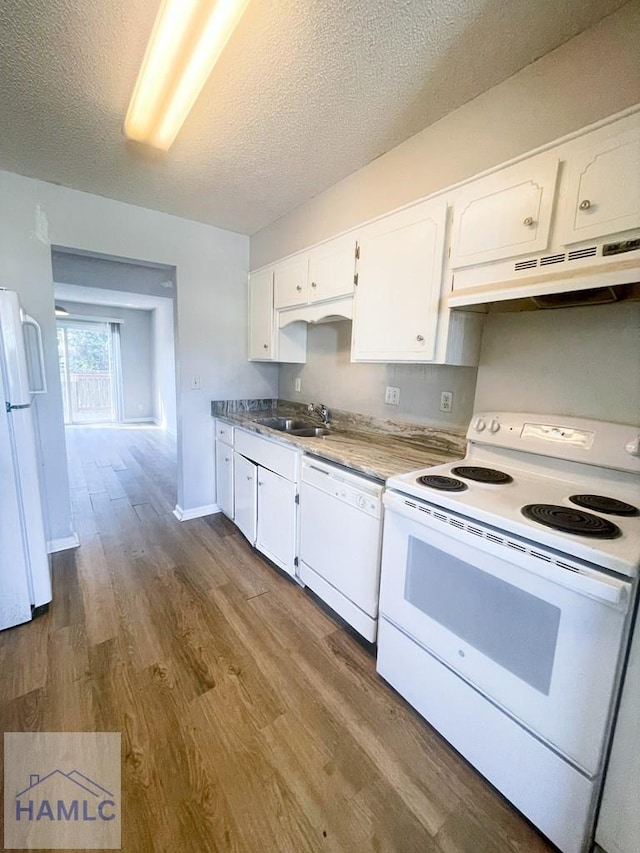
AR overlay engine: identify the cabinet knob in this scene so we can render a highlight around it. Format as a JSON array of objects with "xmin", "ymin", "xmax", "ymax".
[
  {"xmin": 523, "ymin": 216, "xmax": 534, "ymax": 227},
  {"xmin": 224, "ymin": 456, "xmax": 229, "ymax": 462},
  {"xmin": 416, "ymin": 334, "xmax": 424, "ymax": 342},
  {"xmin": 296, "ymin": 285, "xmax": 302, "ymax": 291},
  {"xmin": 263, "ymin": 343, "xmax": 268, "ymax": 349},
  {"xmin": 258, "ymin": 481, "xmax": 264, "ymax": 487},
  {"xmin": 247, "ymin": 475, "xmax": 252, "ymax": 480},
  {"xmin": 311, "ymin": 281, "xmax": 317, "ymax": 288},
  {"xmin": 579, "ymin": 199, "xmax": 592, "ymax": 211}
]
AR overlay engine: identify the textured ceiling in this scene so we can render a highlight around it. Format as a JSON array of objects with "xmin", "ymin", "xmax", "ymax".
[{"xmin": 0, "ymin": 0, "xmax": 629, "ymax": 235}]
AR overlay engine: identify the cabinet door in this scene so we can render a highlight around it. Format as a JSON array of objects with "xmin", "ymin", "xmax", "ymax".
[
  {"xmin": 351, "ymin": 200, "xmax": 447, "ymax": 362},
  {"xmin": 233, "ymin": 453, "xmax": 257, "ymax": 545},
  {"xmin": 256, "ymin": 467, "xmax": 297, "ymax": 577},
  {"xmin": 273, "ymin": 256, "xmax": 308, "ymax": 309},
  {"xmin": 450, "ymin": 155, "xmax": 559, "ymax": 268},
  {"xmin": 248, "ymin": 268, "xmax": 274, "ymax": 361},
  {"xmin": 307, "ymin": 236, "xmax": 356, "ymax": 303},
  {"xmin": 215, "ymin": 441, "xmax": 234, "ymax": 520},
  {"xmin": 562, "ymin": 126, "xmax": 640, "ymax": 245}
]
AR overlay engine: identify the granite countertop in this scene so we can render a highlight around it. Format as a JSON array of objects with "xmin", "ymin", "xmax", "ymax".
[{"xmin": 211, "ymin": 399, "xmax": 467, "ymax": 481}]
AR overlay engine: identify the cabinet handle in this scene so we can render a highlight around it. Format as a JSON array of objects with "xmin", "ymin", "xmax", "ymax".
[
  {"xmin": 246, "ymin": 475, "xmax": 252, "ymax": 481},
  {"xmin": 258, "ymin": 481, "xmax": 264, "ymax": 486},
  {"xmin": 579, "ymin": 199, "xmax": 592, "ymax": 211},
  {"xmin": 296, "ymin": 285, "xmax": 302, "ymax": 291},
  {"xmin": 311, "ymin": 281, "xmax": 317, "ymax": 288},
  {"xmin": 523, "ymin": 216, "xmax": 534, "ymax": 226},
  {"xmin": 416, "ymin": 334, "xmax": 424, "ymax": 342}
]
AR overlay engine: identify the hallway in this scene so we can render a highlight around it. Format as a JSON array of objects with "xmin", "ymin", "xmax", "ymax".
[{"xmin": 0, "ymin": 427, "xmax": 553, "ymax": 852}]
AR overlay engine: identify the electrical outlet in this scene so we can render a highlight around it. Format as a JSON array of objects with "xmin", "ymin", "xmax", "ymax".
[
  {"xmin": 385, "ymin": 386, "xmax": 400, "ymax": 406},
  {"xmin": 191, "ymin": 376, "xmax": 201, "ymax": 390},
  {"xmin": 295, "ymin": 377, "xmax": 301, "ymax": 392},
  {"xmin": 440, "ymin": 391, "xmax": 453, "ymax": 412}
]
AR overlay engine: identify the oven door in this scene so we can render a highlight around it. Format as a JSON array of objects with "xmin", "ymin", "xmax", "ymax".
[{"xmin": 379, "ymin": 491, "xmax": 632, "ymax": 776}]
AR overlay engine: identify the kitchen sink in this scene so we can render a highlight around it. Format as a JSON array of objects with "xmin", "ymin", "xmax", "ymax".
[
  {"xmin": 255, "ymin": 417, "xmax": 330, "ymax": 437},
  {"xmin": 289, "ymin": 427, "xmax": 331, "ymax": 437},
  {"xmin": 255, "ymin": 416, "xmax": 311, "ymax": 431}
]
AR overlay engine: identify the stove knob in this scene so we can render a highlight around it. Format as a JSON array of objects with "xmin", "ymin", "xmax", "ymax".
[
  {"xmin": 475, "ymin": 417, "xmax": 486, "ymax": 432},
  {"xmin": 356, "ymin": 495, "xmax": 367, "ymax": 509},
  {"xmin": 625, "ymin": 436, "xmax": 640, "ymax": 458},
  {"xmin": 489, "ymin": 418, "xmax": 500, "ymax": 433}
]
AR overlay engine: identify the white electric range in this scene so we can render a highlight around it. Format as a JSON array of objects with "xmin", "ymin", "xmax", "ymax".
[{"xmin": 377, "ymin": 412, "xmax": 640, "ymax": 853}]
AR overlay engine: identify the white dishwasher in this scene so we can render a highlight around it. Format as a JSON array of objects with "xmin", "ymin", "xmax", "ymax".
[{"xmin": 298, "ymin": 457, "xmax": 384, "ymax": 642}]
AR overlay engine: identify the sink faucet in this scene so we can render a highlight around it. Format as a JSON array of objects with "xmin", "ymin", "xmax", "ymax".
[{"xmin": 308, "ymin": 402, "xmax": 330, "ymax": 426}]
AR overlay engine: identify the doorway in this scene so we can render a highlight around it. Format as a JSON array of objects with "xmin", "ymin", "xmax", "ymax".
[{"xmin": 57, "ymin": 320, "xmax": 122, "ymax": 425}]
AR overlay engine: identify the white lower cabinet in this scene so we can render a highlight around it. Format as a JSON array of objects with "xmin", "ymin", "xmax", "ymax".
[
  {"xmin": 233, "ymin": 452, "xmax": 257, "ymax": 544},
  {"xmin": 256, "ymin": 467, "xmax": 297, "ymax": 577},
  {"xmin": 215, "ymin": 441, "xmax": 234, "ymax": 519},
  {"xmin": 232, "ymin": 429, "xmax": 300, "ymax": 577}
]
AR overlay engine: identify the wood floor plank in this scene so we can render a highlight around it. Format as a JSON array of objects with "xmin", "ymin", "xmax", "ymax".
[{"xmin": 0, "ymin": 425, "xmax": 555, "ymax": 853}]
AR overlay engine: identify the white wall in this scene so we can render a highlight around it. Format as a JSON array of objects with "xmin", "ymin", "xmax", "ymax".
[
  {"xmin": 0, "ymin": 170, "xmax": 278, "ymax": 540},
  {"xmin": 57, "ymin": 301, "xmax": 155, "ymax": 421},
  {"xmin": 152, "ymin": 301, "xmax": 177, "ymax": 435},
  {"xmin": 251, "ymin": 2, "xmax": 640, "ymax": 430},
  {"xmin": 279, "ymin": 322, "xmax": 476, "ymax": 429},
  {"xmin": 474, "ymin": 302, "xmax": 640, "ymax": 425}
]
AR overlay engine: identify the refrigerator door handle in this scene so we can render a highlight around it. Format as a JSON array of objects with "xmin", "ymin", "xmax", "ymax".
[{"xmin": 21, "ymin": 314, "xmax": 47, "ymax": 394}]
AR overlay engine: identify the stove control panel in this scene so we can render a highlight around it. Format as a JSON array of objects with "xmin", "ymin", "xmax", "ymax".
[
  {"xmin": 521, "ymin": 422, "xmax": 594, "ymax": 448},
  {"xmin": 467, "ymin": 412, "xmax": 640, "ymax": 473}
]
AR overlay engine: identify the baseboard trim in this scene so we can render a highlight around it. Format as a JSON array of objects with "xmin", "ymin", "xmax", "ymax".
[
  {"xmin": 47, "ymin": 533, "xmax": 80, "ymax": 553},
  {"xmin": 173, "ymin": 504, "xmax": 220, "ymax": 521},
  {"xmin": 121, "ymin": 417, "xmax": 155, "ymax": 424}
]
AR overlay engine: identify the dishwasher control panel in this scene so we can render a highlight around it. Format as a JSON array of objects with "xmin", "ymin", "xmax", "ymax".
[{"xmin": 301, "ymin": 458, "xmax": 383, "ymax": 519}]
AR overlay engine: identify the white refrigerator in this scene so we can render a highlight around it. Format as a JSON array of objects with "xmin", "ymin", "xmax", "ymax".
[{"xmin": 0, "ymin": 288, "xmax": 51, "ymax": 631}]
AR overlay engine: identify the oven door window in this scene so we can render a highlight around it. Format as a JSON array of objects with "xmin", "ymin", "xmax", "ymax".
[{"xmin": 405, "ymin": 536, "xmax": 561, "ymax": 694}]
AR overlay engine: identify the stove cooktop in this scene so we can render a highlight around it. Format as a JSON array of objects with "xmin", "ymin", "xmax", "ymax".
[
  {"xmin": 388, "ymin": 411, "xmax": 640, "ymax": 578},
  {"xmin": 390, "ymin": 457, "xmax": 640, "ymax": 576}
]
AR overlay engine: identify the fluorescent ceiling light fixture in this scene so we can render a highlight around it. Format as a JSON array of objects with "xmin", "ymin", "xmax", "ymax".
[
  {"xmin": 124, "ymin": 0, "xmax": 250, "ymax": 151},
  {"xmin": 54, "ymin": 305, "xmax": 69, "ymax": 317}
]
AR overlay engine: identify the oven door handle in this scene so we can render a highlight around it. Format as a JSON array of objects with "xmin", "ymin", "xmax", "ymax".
[{"xmin": 557, "ymin": 569, "xmax": 629, "ymax": 606}]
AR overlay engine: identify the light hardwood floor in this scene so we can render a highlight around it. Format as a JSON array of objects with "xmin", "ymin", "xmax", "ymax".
[{"xmin": 0, "ymin": 426, "xmax": 555, "ymax": 852}]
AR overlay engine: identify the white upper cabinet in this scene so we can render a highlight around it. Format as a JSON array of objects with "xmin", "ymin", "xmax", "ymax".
[
  {"xmin": 273, "ymin": 235, "xmax": 357, "ymax": 310},
  {"xmin": 307, "ymin": 236, "xmax": 357, "ymax": 303},
  {"xmin": 248, "ymin": 267, "xmax": 306, "ymax": 362},
  {"xmin": 561, "ymin": 125, "xmax": 640, "ymax": 245},
  {"xmin": 248, "ymin": 268, "xmax": 274, "ymax": 360},
  {"xmin": 274, "ymin": 256, "xmax": 309, "ymax": 309},
  {"xmin": 450, "ymin": 154, "xmax": 560, "ymax": 268},
  {"xmin": 351, "ymin": 200, "xmax": 447, "ymax": 362}
]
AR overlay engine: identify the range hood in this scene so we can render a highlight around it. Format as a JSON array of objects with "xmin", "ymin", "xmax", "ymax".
[
  {"xmin": 448, "ymin": 238, "xmax": 640, "ymax": 311},
  {"xmin": 278, "ymin": 295, "xmax": 353, "ymax": 327}
]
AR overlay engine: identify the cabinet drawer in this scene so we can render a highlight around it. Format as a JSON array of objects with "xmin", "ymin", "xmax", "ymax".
[
  {"xmin": 215, "ymin": 420, "xmax": 234, "ymax": 445},
  {"xmin": 235, "ymin": 429, "xmax": 299, "ymax": 481}
]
